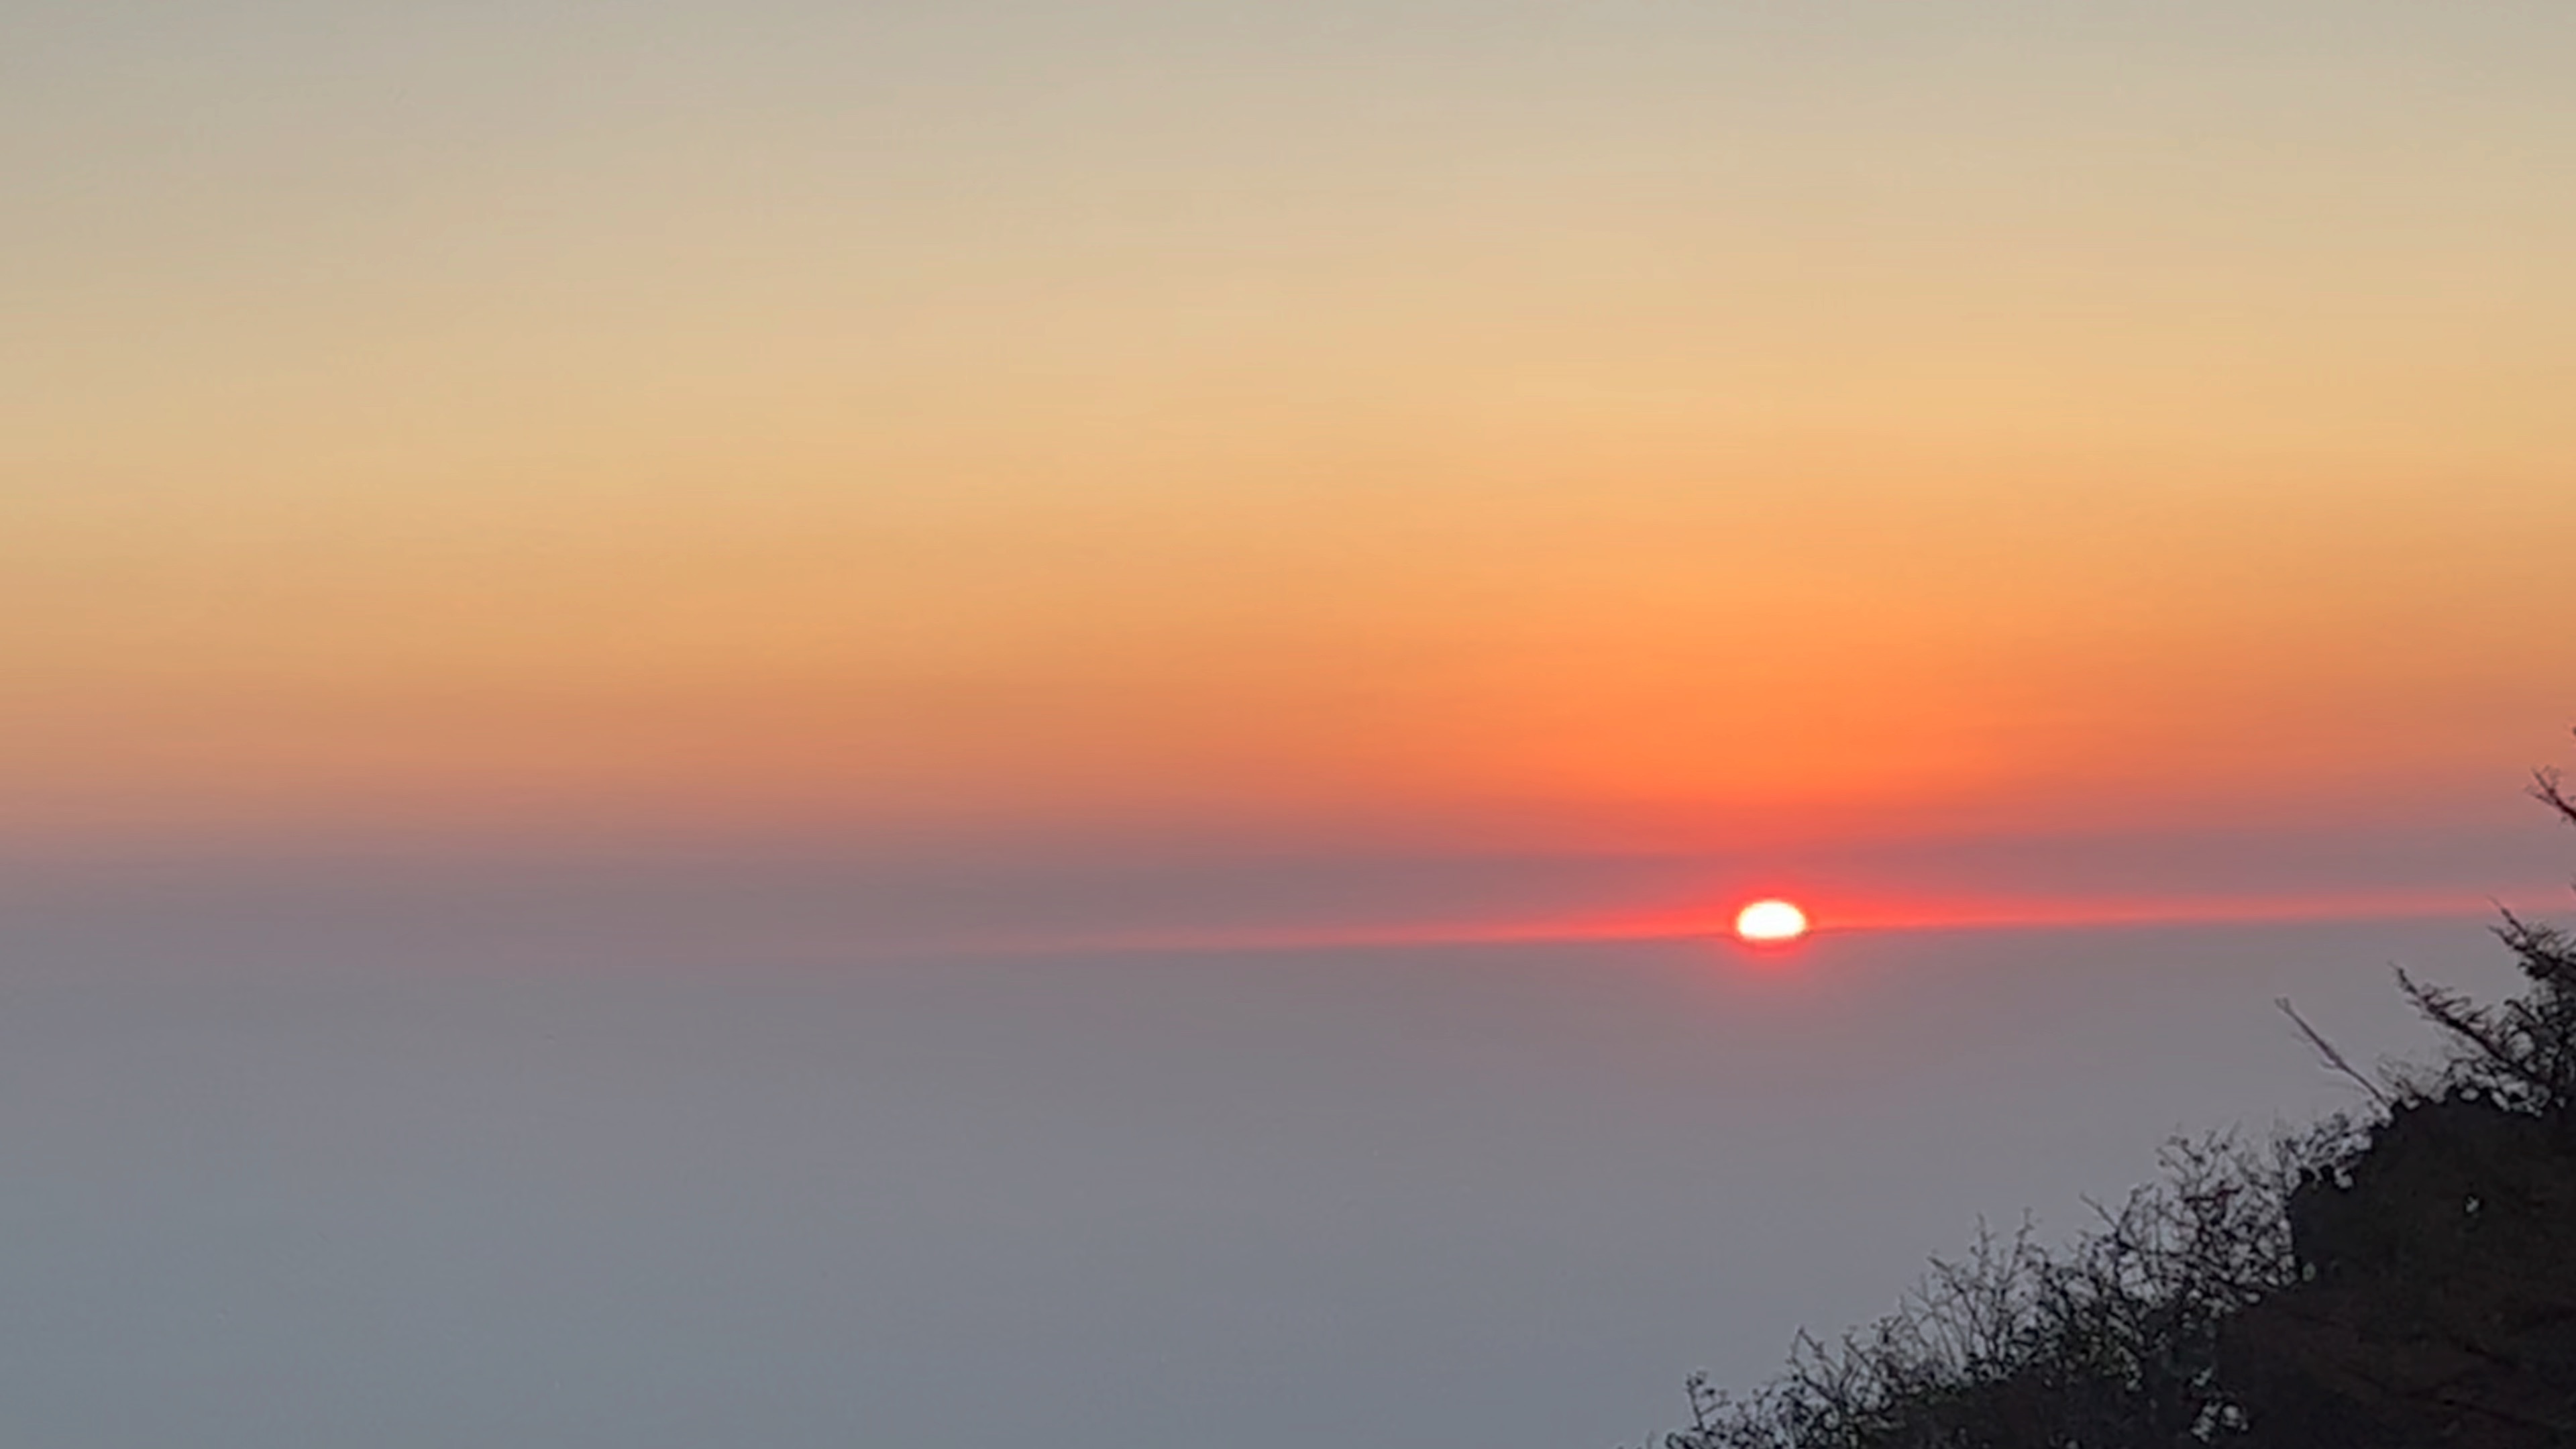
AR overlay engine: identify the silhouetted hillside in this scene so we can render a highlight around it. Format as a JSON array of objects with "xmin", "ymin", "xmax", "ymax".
[{"xmin": 2223, "ymin": 1093, "xmax": 2576, "ymax": 1446}]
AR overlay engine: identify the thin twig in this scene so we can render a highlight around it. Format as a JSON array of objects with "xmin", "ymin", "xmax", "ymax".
[{"xmin": 2275, "ymin": 997, "xmax": 2392, "ymax": 1108}]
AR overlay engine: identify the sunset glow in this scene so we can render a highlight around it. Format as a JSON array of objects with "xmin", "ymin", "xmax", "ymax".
[{"xmin": 2, "ymin": 2, "xmax": 2569, "ymax": 938}]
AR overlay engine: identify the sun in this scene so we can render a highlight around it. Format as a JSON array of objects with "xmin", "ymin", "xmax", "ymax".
[{"xmin": 1733, "ymin": 899, "xmax": 1810, "ymax": 943}]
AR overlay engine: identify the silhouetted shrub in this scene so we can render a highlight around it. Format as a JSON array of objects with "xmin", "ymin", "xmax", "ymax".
[{"xmin": 1660, "ymin": 1129, "xmax": 2340, "ymax": 1449}]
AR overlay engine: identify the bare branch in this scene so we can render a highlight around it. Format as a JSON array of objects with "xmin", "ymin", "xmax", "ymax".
[
  {"xmin": 2534, "ymin": 761, "xmax": 2576, "ymax": 830},
  {"xmin": 2275, "ymin": 996, "xmax": 2392, "ymax": 1108}
]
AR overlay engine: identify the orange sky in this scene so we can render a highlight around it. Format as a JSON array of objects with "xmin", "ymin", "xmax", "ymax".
[{"xmin": 7, "ymin": 3, "xmax": 2574, "ymax": 862}]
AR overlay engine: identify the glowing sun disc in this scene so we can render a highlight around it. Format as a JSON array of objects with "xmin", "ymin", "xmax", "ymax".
[{"xmin": 1734, "ymin": 899, "xmax": 1809, "ymax": 943}]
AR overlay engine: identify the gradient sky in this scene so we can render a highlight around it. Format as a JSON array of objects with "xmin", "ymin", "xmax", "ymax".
[
  {"xmin": 7, "ymin": 4, "xmax": 2576, "ymax": 1445},
  {"xmin": 11, "ymin": 1, "xmax": 2575, "ymax": 885}
]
